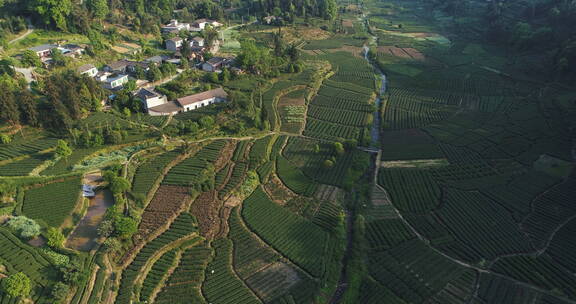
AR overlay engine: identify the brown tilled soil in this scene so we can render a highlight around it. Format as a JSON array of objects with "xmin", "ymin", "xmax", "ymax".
[
  {"xmin": 190, "ymin": 190, "xmax": 222, "ymax": 240},
  {"xmin": 214, "ymin": 141, "xmax": 237, "ymax": 171},
  {"xmin": 215, "ymin": 206, "xmax": 232, "ymax": 239},
  {"xmin": 133, "ymin": 185, "xmax": 191, "ymax": 246},
  {"xmin": 342, "ymin": 19, "xmax": 354, "ymax": 28},
  {"xmin": 264, "ymin": 174, "xmax": 297, "ymax": 205},
  {"xmin": 378, "ymin": 46, "xmax": 426, "ymax": 61}
]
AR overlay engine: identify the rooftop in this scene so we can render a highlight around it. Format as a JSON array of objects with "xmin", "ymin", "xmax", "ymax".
[
  {"xmin": 149, "ymin": 101, "xmax": 182, "ymax": 114},
  {"xmin": 28, "ymin": 44, "xmax": 58, "ymax": 52},
  {"xmin": 177, "ymin": 88, "xmax": 228, "ymax": 106},
  {"xmin": 135, "ymin": 87, "xmax": 162, "ymax": 99},
  {"xmin": 77, "ymin": 64, "xmax": 96, "ymax": 73}
]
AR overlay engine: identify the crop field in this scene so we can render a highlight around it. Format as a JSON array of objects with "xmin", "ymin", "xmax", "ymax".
[
  {"xmin": 139, "ymin": 249, "xmax": 178, "ymax": 302},
  {"xmin": 276, "ymin": 156, "xmax": 317, "ymax": 197},
  {"xmin": 242, "ymin": 187, "xmax": 328, "ymax": 277},
  {"xmin": 219, "ymin": 162, "xmax": 247, "ymax": 198},
  {"xmin": 22, "ymin": 177, "xmax": 81, "ymax": 227},
  {"xmin": 0, "ymin": 136, "xmax": 57, "ymax": 161},
  {"xmin": 202, "ymin": 239, "xmax": 260, "ymax": 304},
  {"xmin": 0, "ymin": 228, "xmax": 55, "ymax": 303},
  {"xmin": 116, "ymin": 213, "xmax": 199, "ymax": 304},
  {"xmin": 249, "ymin": 135, "xmax": 275, "ymax": 169},
  {"xmin": 303, "ymin": 36, "xmax": 366, "ymax": 50},
  {"xmin": 283, "ymin": 136, "xmax": 370, "ymax": 187},
  {"xmin": 41, "ymin": 147, "xmax": 102, "ymax": 176},
  {"xmin": 232, "ymin": 140, "xmax": 252, "ymax": 162},
  {"xmin": 303, "ymin": 52, "xmax": 375, "ymax": 142},
  {"xmin": 162, "ymin": 140, "xmax": 226, "ymax": 187},
  {"xmin": 155, "ymin": 244, "xmax": 211, "ymax": 304},
  {"xmin": 132, "ymin": 149, "xmax": 182, "ymax": 197},
  {"xmin": 0, "ymin": 153, "xmax": 50, "ymax": 176},
  {"xmin": 369, "ymin": 239, "xmax": 466, "ymax": 303},
  {"xmin": 229, "ymin": 207, "xmax": 278, "ymax": 278},
  {"xmin": 130, "ymin": 114, "xmax": 170, "ymax": 128},
  {"xmin": 134, "ymin": 185, "xmax": 191, "ymax": 248},
  {"xmin": 380, "ymin": 129, "xmax": 444, "ymax": 160},
  {"xmin": 377, "ymin": 168, "xmax": 440, "ymax": 213},
  {"xmin": 547, "ymin": 218, "xmax": 576, "ymax": 272}
]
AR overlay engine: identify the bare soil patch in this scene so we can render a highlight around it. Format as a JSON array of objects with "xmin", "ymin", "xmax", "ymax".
[
  {"xmin": 28, "ymin": 236, "xmax": 46, "ymax": 248},
  {"xmin": 133, "ymin": 185, "xmax": 191, "ymax": 246},
  {"xmin": 190, "ymin": 190, "xmax": 221, "ymax": 240},
  {"xmin": 264, "ymin": 174, "xmax": 297, "ymax": 205},
  {"xmin": 342, "ymin": 19, "xmax": 354, "ymax": 28},
  {"xmin": 315, "ymin": 185, "xmax": 344, "ymax": 203}
]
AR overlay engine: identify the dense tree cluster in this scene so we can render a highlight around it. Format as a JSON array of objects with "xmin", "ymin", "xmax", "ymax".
[{"xmin": 0, "ymin": 70, "xmax": 105, "ymax": 132}]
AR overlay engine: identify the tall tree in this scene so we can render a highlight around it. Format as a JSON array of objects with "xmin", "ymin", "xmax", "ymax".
[
  {"xmin": 18, "ymin": 90, "xmax": 39, "ymax": 127},
  {"xmin": 32, "ymin": 0, "xmax": 73, "ymax": 31},
  {"xmin": 0, "ymin": 83, "xmax": 20, "ymax": 126},
  {"xmin": 88, "ymin": 0, "xmax": 109, "ymax": 20}
]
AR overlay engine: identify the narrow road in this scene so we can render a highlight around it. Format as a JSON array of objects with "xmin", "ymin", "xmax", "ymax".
[{"xmin": 8, "ymin": 18, "xmax": 34, "ymax": 44}]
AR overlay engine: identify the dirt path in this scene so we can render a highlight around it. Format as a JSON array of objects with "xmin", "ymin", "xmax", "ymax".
[
  {"xmin": 65, "ymin": 188, "xmax": 114, "ymax": 251},
  {"xmin": 8, "ymin": 19, "xmax": 34, "ymax": 45}
]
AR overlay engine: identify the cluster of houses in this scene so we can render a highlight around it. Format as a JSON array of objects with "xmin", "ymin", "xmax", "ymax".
[
  {"xmin": 24, "ymin": 18, "xmax": 234, "ymax": 116},
  {"xmin": 75, "ymin": 60, "xmax": 229, "ymax": 116},
  {"xmin": 28, "ymin": 43, "xmax": 85, "ymax": 66},
  {"xmin": 161, "ymin": 19, "xmax": 222, "ymax": 34}
]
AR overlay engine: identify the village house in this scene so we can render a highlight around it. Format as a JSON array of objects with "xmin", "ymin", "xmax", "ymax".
[
  {"xmin": 191, "ymin": 36, "xmax": 205, "ymax": 47},
  {"xmin": 145, "ymin": 55, "xmax": 170, "ymax": 65},
  {"xmin": 202, "ymin": 57, "xmax": 228, "ymax": 72},
  {"xmin": 77, "ymin": 64, "xmax": 98, "ymax": 77},
  {"xmin": 102, "ymin": 74, "xmax": 129, "ymax": 90},
  {"xmin": 28, "ymin": 44, "xmax": 58, "ymax": 58},
  {"xmin": 166, "ymin": 37, "xmax": 183, "ymax": 52},
  {"xmin": 148, "ymin": 87, "xmax": 228, "ymax": 116},
  {"xmin": 161, "ymin": 19, "xmax": 191, "ymax": 33},
  {"xmin": 104, "ymin": 59, "xmax": 149, "ymax": 74},
  {"xmin": 60, "ymin": 44, "xmax": 85, "ymax": 58},
  {"xmin": 192, "ymin": 19, "xmax": 222, "ymax": 31},
  {"xmin": 134, "ymin": 87, "xmax": 168, "ymax": 110}
]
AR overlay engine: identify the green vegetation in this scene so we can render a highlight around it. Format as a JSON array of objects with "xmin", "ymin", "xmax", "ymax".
[{"xmin": 22, "ymin": 177, "xmax": 81, "ymax": 227}]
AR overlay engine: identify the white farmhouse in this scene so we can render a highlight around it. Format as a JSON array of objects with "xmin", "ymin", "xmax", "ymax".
[
  {"xmin": 147, "ymin": 87, "xmax": 228, "ymax": 116},
  {"xmin": 77, "ymin": 64, "xmax": 98, "ymax": 77},
  {"xmin": 135, "ymin": 87, "xmax": 168, "ymax": 110},
  {"xmin": 102, "ymin": 74, "xmax": 129, "ymax": 90},
  {"xmin": 177, "ymin": 87, "xmax": 228, "ymax": 111}
]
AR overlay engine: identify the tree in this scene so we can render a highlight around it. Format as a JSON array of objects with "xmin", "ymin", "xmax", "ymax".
[
  {"xmin": 110, "ymin": 177, "xmax": 130, "ymax": 194},
  {"xmin": 32, "ymin": 0, "xmax": 73, "ymax": 31},
  {"xmin": 134, "ymin": 65, "xmax": 146, "ymax": 80},
  {"xmin": 0, "ymin": 134, "xmax": 11, "ymax": 144},
  {"xmin": 88, "ymin": 0, "xmax": 109, "ymax": 20},
  {"xmin": 1, "ymin": 272, "xmax": 31, "ymax": 298},
  {"xmin": 7, "ymin": 216, "xmax": 41, "ymax": 239},
  {"xmin": 51, "ymin": 282, "xmax": 69, "ymax": 303},
  {"xmin": 323, "ymin": 159, "xmax": 335, "ymax": 169},
  {"xmin": 18, "ymin": 91, "xmax": 39, "ymax": 127},
  {"xmin": 21, "ymin": 50, "xmax": 41, "ymax": 68},
  {"xmin": 46, "ymin": 227, "xmax": 65, "ymax": 248},
  {"xmin": 51, "ymin": 48, "xmax": 66, "ymax": 67},
  {"xmin": 114, "ymin": 216, "xmax": 137, "ymax": 238},
  {"xmin": 97, "ymin": 219, "xmax": 114, "ymax": 237},
  {"xmin": 0, "ymin": 84, "xmax": 20, "ymax": 126},
  {"xmin": 199, "ymin": 116, "xmax": 215, "ymax": 128},
  {"xmin": 55, "ymin": 140, "xmax": 72, "ymax": 160},
  {"xmin": 333, "ymin": 142, "xmax": 345, "ymax": 155},
  {"xmin": 102, "ymin": 237, "xmax": 121, "ymax": 252},
  {"xmin": 147, "ymin": 65, "xmax": 163, "ymax": 82}
]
